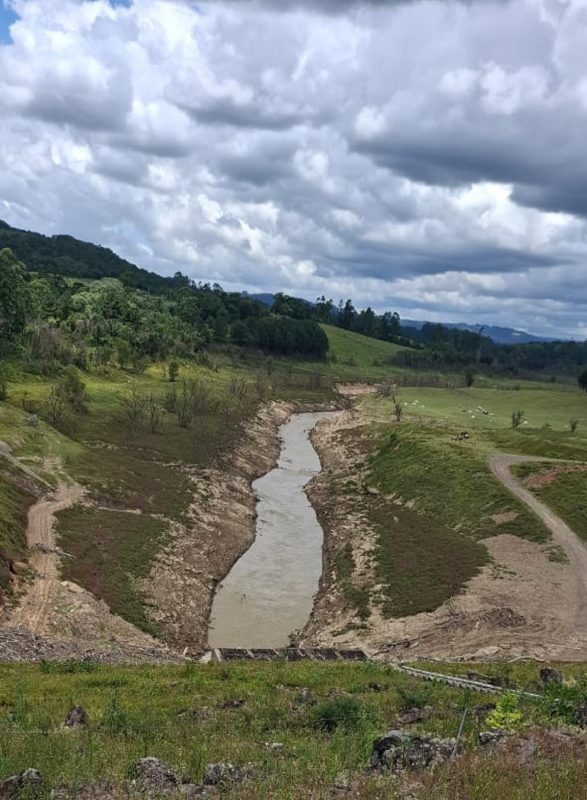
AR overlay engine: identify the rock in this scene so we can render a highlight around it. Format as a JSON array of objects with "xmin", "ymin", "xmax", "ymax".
[
  {"xmin": 473, "ymin": 702, "xmax": 496, "ymax": 722},
  {"xmin": 64, "ymin": 706, "xmax": 88, "ymax": 728},
  {"xmin": 479, "ymin": 729, "xmax": 507, "ymax": 747},
  {"xmin": 296, "ymin": 688, "xmax": 315, "ymax": 706},
  {"xmin": 328, "ymin": 688, "xmax": 350, "ymax": 700},
  {"xmin": 371, "ymin": 730, "xmax": 455, "ymax": 774},
  {"xmin": 128, "ymin": 758, "xmax": 179, "ymax": 795},
  {"xmin": 0, "ymin": 769, "xmax": 42, "ymax": 798},
  {"xmin": 219, "ymin": 698, "xmax": 245, "ymax": 710},
  {"xmin": 516, "ymin": 737, "xmax": 538, "ymax": 765},
  {"xmin": 539, "ymin": 668, "xmax": 564, "ymax": 686},
  {"xmin": 203, "ymin": 763, "xmax": 254, "ymax": 787},
  {"xmin": 263, "ymin": 742, "xmax": 286, "ymax": 755},
  {"xmin": 397, "ymin": 706, "xmax": 433, "ymax": 726},
  {"xmin": 25, "ymin": 415, "xmax": 39, "ymax": 428}
]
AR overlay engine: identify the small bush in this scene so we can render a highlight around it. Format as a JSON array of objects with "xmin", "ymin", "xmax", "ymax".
[
  {"xmin": 396, "ymin": 685, "xmax": 431, "ymax": 711},
  {"xmin": 485, "ymin": 692, "xmax": 523, "ymax": 731},
  {"xmin": 310, "ymin": 696, "xmax": 378, "ymax": 733},
  {"xmin": 542, "ymin": 681, "xmax": 587, "ymax": 727},
  {"xmin": 511, "ymin": 410, "xmax": 525, "ymax": 429}
]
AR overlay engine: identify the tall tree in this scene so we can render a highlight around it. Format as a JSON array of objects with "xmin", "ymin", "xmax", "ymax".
[{"xmin": 0, "ymin": 248, "xmax": 31, "ymax": 348}]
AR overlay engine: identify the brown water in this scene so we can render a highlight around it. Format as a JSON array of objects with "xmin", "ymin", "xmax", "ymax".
[{"xmin": 208, "ymin": 411, "xmax": 334, "ymax": 648}]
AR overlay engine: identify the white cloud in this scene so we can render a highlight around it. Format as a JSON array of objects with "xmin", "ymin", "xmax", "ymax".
[{"xmin": 0, "ymin": 0, "xmax": 586, "ymax": 337}]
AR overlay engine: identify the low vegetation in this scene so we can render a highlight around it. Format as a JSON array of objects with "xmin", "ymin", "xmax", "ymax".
[
  {"xmin": 57, "ymin": 507, "xmax": 170, "ymax": 634},
  {"xmin": 1, "ymin": 660, "xmax": 587, "ymax": 799},
  {"xmin": 366, "ymin": 423, "xmax": 549, "ymax": 543},
  {"xmin": 513, "ymin": 464, "xmax": 587, "ymax": 543},
  {"xmin": 370, "ymin": 504, "xmax": 489, "ymax": 617}
]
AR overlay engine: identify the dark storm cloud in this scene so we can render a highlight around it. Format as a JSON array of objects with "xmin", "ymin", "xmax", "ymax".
[
  {"xmin": 182, "ymin": 99, "xmax": 306, "ymax": 131},
  {"xmin": 325, "ymin": 241, "xmax": 559, "ymax": 280}
]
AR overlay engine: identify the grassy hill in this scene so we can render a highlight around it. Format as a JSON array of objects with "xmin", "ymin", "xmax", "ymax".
[{"xmin": 0, "ymin": 219, "xmax": 176, "ymax": 292}]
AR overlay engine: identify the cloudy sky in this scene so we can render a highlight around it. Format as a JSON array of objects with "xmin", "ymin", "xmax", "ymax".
[{"xmin": 0, "ymin": 0, "xmax": 586, "ymax": 337}]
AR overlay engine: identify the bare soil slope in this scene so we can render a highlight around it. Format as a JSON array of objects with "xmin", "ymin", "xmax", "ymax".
[{"xmin": 303, "ymin": 411, "xmax": 587, "ymax": 661}]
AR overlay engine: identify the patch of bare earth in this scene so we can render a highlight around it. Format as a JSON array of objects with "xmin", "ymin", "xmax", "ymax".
[
  {"xmin": 1, "ymin": 479, "xmax": 176, "ymax": 663},
  {"xmin": 302, "ymin": 411, "xmax": 587, "ymax": 662},
  {"xmin": 525, "ymin": 464, "xmax": 587, "ymax": 489}
]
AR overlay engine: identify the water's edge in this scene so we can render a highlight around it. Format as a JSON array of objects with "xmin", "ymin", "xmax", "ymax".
[{"xmin": 208, "ymin": 411, "xmax": 336, "ymax": 649}]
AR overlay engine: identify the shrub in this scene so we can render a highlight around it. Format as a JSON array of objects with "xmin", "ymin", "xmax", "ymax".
[
  {"xmin": 396, "ymin": 685, "xmax": 432, "ymax": 712},
  {"xmin": 485, "ymin": 692, "xmax": 523, "ymax": 731},
  {"xmin": 168, "ymin": 360, "xmax": 180, "ymax": 383},
  {"xmin": 511, "ymin": 410, "xmax": 525, "ymax": 429},
  {"xmin": 542, "ymin": 680, "xmax": 587, "ymax": 727},
  {"xmin": 310, "ymin": 696, "xmax": 378, "ymax": 733}
]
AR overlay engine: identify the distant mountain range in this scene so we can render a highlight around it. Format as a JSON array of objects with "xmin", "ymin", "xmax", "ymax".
[
  {"xmin": 401, "ymin": 319, "xmax": 561, "ymax": 345},
  {"xmin": 245, "ymin": 294, "xmax": 563, "ymax": 344}
]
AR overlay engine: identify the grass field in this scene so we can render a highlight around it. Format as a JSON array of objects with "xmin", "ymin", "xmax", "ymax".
[
  {"xmin": 371, "ymin": 503, "xmax": 490, "ymax": 618},
  {"xmin": 366, "ymin": 422, "xmax": 550, "ymax": 544},
  {"xmin": 1, "ymin": 660, "xmax": 585, "ymax": 799},
  {"xmin": 513, "ymin": 464, "xmax": 587, "ymax": 543},
  {"xmin": 374, "ymin": 384, "xmax": 587, "ymax": 435}
]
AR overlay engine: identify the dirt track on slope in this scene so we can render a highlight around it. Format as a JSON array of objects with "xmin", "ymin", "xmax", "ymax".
[
  {"xmin": 10, "ymin": 482, "xmax": 84, "ymax": 633},
  {"xmin": 2, "ymin": 474, "xmax": 176, "ymax": 662},
  {"xmin": 489, "ymin": 454, "xmax": 587, "ymax": 641}
]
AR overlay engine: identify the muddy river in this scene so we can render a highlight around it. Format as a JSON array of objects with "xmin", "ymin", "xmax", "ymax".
[{"xmin": 208, "ymin": 411, "xmax": 334, "ymax": 648}]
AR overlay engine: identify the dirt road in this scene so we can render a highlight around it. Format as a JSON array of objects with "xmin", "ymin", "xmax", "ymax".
[
  {"xmin": 2, "ymin": 476, "xmax": 174, "ymax": 659},
  {"xmin": 10, "ymin": 482, "xmax": 84, "ymax": 634},
  {"xmin": 489, "ymin": 454, "xmax": 587, "ymax": 638}
]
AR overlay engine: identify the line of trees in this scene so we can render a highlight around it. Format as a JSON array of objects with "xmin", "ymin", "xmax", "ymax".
[{"xmin": 0, "ymin": 248, "xmax": 329, "ymax": 372}]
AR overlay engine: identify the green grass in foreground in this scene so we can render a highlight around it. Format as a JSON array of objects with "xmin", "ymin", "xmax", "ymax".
[{"xmin": 1, "ymin": 660, "xmax": 585, "ymax": 799}]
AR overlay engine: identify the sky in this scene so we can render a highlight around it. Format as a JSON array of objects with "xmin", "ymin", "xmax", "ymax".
[{"xmin": 0, "ymin": 0, "xmax": 586, "ymax": 338}]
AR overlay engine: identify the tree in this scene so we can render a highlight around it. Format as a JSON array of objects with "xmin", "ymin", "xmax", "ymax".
[
  {"xmin": 119, "ymin": 383, "xmax": 146, "ymax": 433},
  {"xmin": 392, "ymin": 394, "xmax": 403, "ymax": 422},
  {"xmin": 511, "ymin": 410, "xmax": 525, "ymax": 429},
  {"xmin": 146, "ymin": 392, "xmax": 164, "ymax": 434},
  {"xmin": 0, "ymin": 248, "xmax": 31, "ymax": 349},
  {"xmin": 58, "ymin": 366, "xmax": 88, "ymax": 412},
  {"xmin": 579, "ymin": 369, "xmax": 587, "ymax": 392},
  {"xmin": 0, "ymin": 362, "xmax": 8, "ymax": 401},
  {"xmin": 168, "ymin": 360, "xmax": 180, "ymax": 383},
  {"xmin": 465, "ymin": 369, "xmax": 476, "ymax": 388},
  {"xmin": 46, "ymin": 386, "xmax": 68, "ymax": 429}
]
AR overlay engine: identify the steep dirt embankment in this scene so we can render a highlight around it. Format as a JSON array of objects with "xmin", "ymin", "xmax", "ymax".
[
  {"xmin": 303, "ymin": 412, "xmax": 587, "ymax": 662},
  {"xmin": 0, "ymin": 450, "xmax": 177, "ymax": 662},
  {"xmin": 146, "ymin": 401, "xmax": 296, "ymax": 653}
]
